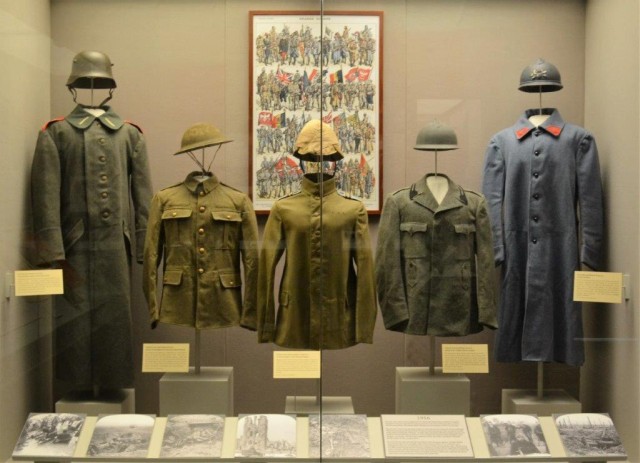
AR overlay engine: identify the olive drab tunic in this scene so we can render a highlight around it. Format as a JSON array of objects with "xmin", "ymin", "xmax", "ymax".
[
  {"xmin": 482, "ymin": 109, "xmax": 604, "ymax": 366},
  {"xmin": 31, "ymin": 105, "xmax": 152, "ymax": 388},
  {"xmin": 257, "ymin": 175, "xmax": 377, "ymax": 349},
  {"xmin": 143, "ymin": 172, "xmax": 259, "ymax": 330},
  {"xmin": 376, "ymin": 175, "xmax": 497, "ymax": 336}
]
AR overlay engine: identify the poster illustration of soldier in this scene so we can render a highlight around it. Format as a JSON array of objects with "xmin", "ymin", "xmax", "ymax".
[
  {"xmin": 250, "ymin": 12, "xmax": 383, "ymax": 212},
  {"xmin": 160, "ymin": 414, "xmax": 225, "ymax": 458},
  {"xmin": 12, "ymin": 413, "xmax": 85, "ymax": 458},
  {"xmin": 235, "ymin": 414, "xmax": 296, "ymax": 458}
]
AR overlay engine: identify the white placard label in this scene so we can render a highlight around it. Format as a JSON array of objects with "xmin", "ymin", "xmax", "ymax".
[
  {"xmin": 273, "ymin": 351, "xmax": 321, "ymax": 378},
  {"xmin": 574, "ymin": 271, "xmax": 623, "ymax": 303},
  {"xmin": 442, "ymin": 344, "xmax": 489, "ymax": 373},
  {"xmin": 142, "ymin": 343, "xmax": 189, "ymax": 373},
  {"xmin": 14, "ymin": 269, "xmax": 64, "ymax": 296}
]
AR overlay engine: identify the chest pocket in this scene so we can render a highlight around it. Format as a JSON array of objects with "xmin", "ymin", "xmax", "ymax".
[
  {"xmin": 162, "ymin": 209, "xmax": 193, "ymax": 245},
  {"xmin": 211, "ymin": 210, "xmax": 242, "ymax": 249},
  {"xmin": 454, "ymin": 223, "xmax": 476, "ymax": 260},
  {"xmin": 400, "ymin": 222, "xmax": 428, "ymax": 258}
]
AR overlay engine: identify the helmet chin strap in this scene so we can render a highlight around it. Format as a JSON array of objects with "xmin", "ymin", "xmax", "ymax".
[{"xmin": 67, "ymin": 86, "xmax": 114, "ymax": 108}]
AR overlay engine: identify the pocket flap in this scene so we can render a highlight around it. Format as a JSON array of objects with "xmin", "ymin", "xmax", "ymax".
[
  {"xmin": 454, "ymin": 223, "xmax": 476, "ymax": 234},
  {"xmin": 162, "ymin": 209, "xmax": 192, "ymax": 220},
  {"xmin": 212, "ymin": 210, "xmax": 242, "ymax": 222},
  {"xmin": 163, "ymin": 269, "xmax": 183, "ymax": 285},
  {"xmin": 219, "ymin": 272, "xmax": 241, "ymax": 288},
  {"xmin": 400, "ymin": 222, "xmax": 428, "ymax": 234}
]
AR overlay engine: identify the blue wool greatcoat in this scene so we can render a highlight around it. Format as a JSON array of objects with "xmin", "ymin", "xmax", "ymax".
[{"xmin": 482, "ymin": 108, "xmax": 604, "ymax": 366}]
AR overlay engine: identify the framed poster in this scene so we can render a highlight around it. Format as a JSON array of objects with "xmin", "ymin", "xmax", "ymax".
[{"xmin": 250, "ymin": 11, "xmax": 383, "ymax": 213}]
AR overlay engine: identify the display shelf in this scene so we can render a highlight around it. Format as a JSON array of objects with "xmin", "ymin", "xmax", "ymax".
[{"xmin": 10, "ymin": 416, "xmax": 627, "ymax": 463}]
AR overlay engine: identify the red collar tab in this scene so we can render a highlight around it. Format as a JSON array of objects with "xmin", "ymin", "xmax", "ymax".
[
  {"xmin": 515, "ymin": 127, "xmax": 531, "ymax": 139},
  {"xmin": 41, "ymin": 116, "xmax": 65, "ymax": 132},
  {"xmin": 546, "ymin": 125, "xmax": 562, "ymax": 136},
  {"xmin": 125, "ymin": 120, "xmax": 144, "ymax": 134}
]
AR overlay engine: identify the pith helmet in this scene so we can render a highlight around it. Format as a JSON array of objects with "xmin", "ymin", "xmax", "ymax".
[
  {"xmin": 518, "ymin": 58, "xmax": 563, "ymax": 93},
  {"xmin": 294, "ymin": 120, "xmax": 343, "ymax": 162},
  {"xmin": 174, "ymin": 123, "xmax": 233, "ymax": 155},
  {"xmin": 66, "ymin": 51, "xmax": 116, "ymax": 89},
  {"xmin": 414, "ymin": 120, "xmax": 458, "ymax": 151}
]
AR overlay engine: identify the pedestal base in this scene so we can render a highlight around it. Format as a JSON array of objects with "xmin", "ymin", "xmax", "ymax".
[
  {"xmin": 159, "ymin": 366, "xmax": 233, "ymax": 416},
  {"xmin": 501, "ymin": 388, "xmax": 582, "ymax": 414},
  {"xmin": 284, "ymin": 396, "xmax": 354, "ymax": 415},
  {"xmin": 55, "ymin": 388, "xmax": 135, "ymax": 414},
  {"xmin": 395, "ymin": 367, "xmax": 470, "ymax": 415}
]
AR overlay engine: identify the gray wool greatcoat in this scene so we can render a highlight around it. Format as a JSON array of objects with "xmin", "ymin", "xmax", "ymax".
[
  {"xmin": 482, "ymin": 108, "xmax": 604, "ymax": 366},
  {"xmin": 31, "ymin": 105, "xmax": 152, "ymax": 388},
  {"xmin": 376, "ymin": 175, "xmax": 497, "ymax": 336}
]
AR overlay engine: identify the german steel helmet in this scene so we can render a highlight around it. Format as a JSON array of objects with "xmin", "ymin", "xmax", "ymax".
[
  {"xmin": 293, "ymin": 120, "xmax": 343, "ymax": 162},
  {"xmin": 174, "ymin": 123, "xmax": 233, "ymax": 155},
  {"xmin": 66, "ymin": 51, "xmax": 117, "ymax": 89},
  {"xmin": 414, "ymin": 120, "xmax": 458, "ymax": 151},
  {"xmin": 518, "ymin": 58, "xmax": 563, "ymax": 92}
]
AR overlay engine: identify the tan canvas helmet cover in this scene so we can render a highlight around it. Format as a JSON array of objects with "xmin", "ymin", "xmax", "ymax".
[
  {"xmin": 294, "ymin": 120, "xmax": 343, "ymax": 162},
  {"xmin": 174, "ymin": 123, "xmax": 233, "ymax": 155}
]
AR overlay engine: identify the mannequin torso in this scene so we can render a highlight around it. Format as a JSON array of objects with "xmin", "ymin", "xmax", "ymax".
[
  {"xmin": 426, "ymin": 174, "xmax": 448, "ymax": 205},
  {"xmin": 528, "ymin": 114, "xmax": 549, "ymax": 127}
]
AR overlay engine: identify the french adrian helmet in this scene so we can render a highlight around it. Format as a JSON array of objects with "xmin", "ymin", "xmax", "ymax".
[
  {"xmin": 66, "ymin": 51, "xmax": 117, "ymax": 89},
  {"xmin": 174, "ymin": 123, "xmax": 233, "ymax": 155},
  {"xmin": 293, "ymin": 120, "xmax": 343, "ymax": 162},
  {"xmin": 414, "ymin": 120, "xmax": 458, "ymax": 151},
  {"xmin": 518, "ymin": 58, "xmax": 563, "ymax": 93}
]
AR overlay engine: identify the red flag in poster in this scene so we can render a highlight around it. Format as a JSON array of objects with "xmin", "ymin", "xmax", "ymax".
[
  {"xmin": 359, "ymin": 153, "xmax": 368, "ymax": 171},
  {"xmin": 258, "ymin": 111, "xmax": 273, "ymax": 126},
  {"xmin": 357, "ymin": 67, "xmax": 372, "ymax": 81},
  {"xmin": 308, "ymin": 68, "xmax": 318, "ymax": 82},
  {"xmin": 344, "ymin": 67, "xmax": 359, "ymax": 82},
  {"xmin": 332, "ymin": 113, "xmax": 345, "ymax": 128},
  {"xmin": 322, "ymin": 111, "xmax": 333, "ymax": 123}
]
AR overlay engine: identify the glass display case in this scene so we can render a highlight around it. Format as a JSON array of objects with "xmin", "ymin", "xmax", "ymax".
[{"xmin": 1, "ymin": 0, "xmax": 637, "ymax": 461}]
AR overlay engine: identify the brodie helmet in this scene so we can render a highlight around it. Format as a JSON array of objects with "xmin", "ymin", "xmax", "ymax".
[
  {"xmin": 174, "ymin": 123, "xmax": 233, "ymax": 155},
  {"xmin": 414, "ymin": 120, "xmax": 458, "ymax": 151},
  {"xmin": 518, "ymin": 58, "xmax": 563, "ymax": 93}
]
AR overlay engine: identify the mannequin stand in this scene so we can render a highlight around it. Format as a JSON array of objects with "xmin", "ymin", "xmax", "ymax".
[
  {"xmin": 159, "ymin": 329, "xmax": 234, "ymax": 415},
  {"xmin": 285, "ymin": 379, "xmax": 354, "ymax": 415},
  {"xmin": 395, "ymin": 337, "xmax": 470, "ymax": 415}
]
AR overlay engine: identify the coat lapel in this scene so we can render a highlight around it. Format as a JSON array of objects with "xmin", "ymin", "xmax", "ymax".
[{"xmin": 411, "ymin": 174, "xmax": 464, "ymax": 214}]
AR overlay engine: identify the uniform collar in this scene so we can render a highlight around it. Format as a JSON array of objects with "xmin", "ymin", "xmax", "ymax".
[
  {"xmin": 66, "ymin": 105, "xmax": 124, "ymax": 131},
  {"xmin": 514, "ymin": 108, "xmax": 565, "ymax": 140},
  {"xmin": 301, "ymin": 174, "xmax": 337, "ymax": 197},
  {"xmin": 410, "ymin": 174, "xmax": 467, "ymax": 213},
  {"xmin": 184, "ymin": 171, "xmax": 220, "ymax": 194}
]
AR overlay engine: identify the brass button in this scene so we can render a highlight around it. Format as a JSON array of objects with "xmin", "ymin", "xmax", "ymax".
[
  {"xmin": 99, "ymin": 155, "xmax": 106, "ymax": 162},
  {"xmin": 101, "ymin": 192, "xmax": 108, "ymax": 198},
  {"xmin": 229, "ymin": 281, "xmax": 234, "ymax": 285},
  {"xmin": 172, "ymin": 212, "xmax": 177, "ymax": 217},
  {"xmin": 102, "ymin": 211, "xmax": 110, "ymax": 218},
  {"xmin": 226, "ymin": 214, "xmax": 232, "ymax": 219},
  {"xmin": 99, "ymin": 138, "xmax": 106, "ymax": 145},
  {"xmin": 198, "ymin": 268, "xmax": 204, "ymax": 274},
  {"xmin": 198, "ymin": 228, "xmax": 204, "ymax": 235},
  {"xmin": 199, "ymin": 206, "xmax": 206, "ymax": 212},
  {"xmin": 199, "ymin": 247, "xmax": 205, "ymax": 254},
  {"xmin": 199, "ymin": 191, "xmax": 205, "ymax": 196},
  {"xmin": 100, "ymin": 174, "xmax": 107, "ymax": 181}
]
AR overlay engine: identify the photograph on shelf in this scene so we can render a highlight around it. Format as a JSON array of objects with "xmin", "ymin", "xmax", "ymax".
[
  {"xmin": 12, "ymin": 413, "xmax": 85, "ymax": 458},
  {"xmin": 235, "ymin": 414, "xmax": 296, "ymax": 458},
  {"xmin": 86, "ymin": 414, "xmax": 155, "ymax": 458},
  {"xmin": 160, "ymin": 414, "xmax": 225, "ymax": 458},
  {"xmin": 480, "ymin": 414, "xmax": 550, "ymax": 457},
  {"xmin": 553, "ymin": 413, "xmax": 626, "ymax": 457},
  {"xmin": 308, "ymin": 414, "xmax": 370, "ymax": 458},
  {"xmin": 250, "ymin": 11, "xmax": 383, "ymax": 213}
]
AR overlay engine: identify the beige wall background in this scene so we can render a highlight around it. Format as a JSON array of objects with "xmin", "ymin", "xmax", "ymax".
[{"xmin": 1, "ymin": 0, "xmax": 638, "ymax": 461}]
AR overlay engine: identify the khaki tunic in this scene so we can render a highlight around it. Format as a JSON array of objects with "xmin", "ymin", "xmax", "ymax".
[
  {"xmin": 143, "ymin": 173, "xmax": 259, "ymax": 329},
  {"xmin": 31, "ymin": 105, "xmax": 152, "ymax": 388},
  {"xmin": 258, "ymin": 175, "xmax": 376, "ymax": 349}
]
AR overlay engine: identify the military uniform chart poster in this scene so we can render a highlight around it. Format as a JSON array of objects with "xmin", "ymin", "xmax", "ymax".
[
  {"xmin": 235, "ymin": 414, "xmax": 296, "ymax": 458},
  {"xmin": 12, "ymin": 413, "xmax": 86, "ymax": 458},
  {"xmin": 86, "ymin": 414, "xmax": 155, "ymax": 458},
  {"xmin": 160, "ymin": 414, "xmax": 225, "ymax": 458},
  {"xmin": 308, "ymin": 414, "xmax": 370, "ymax": 458},
  {"xmin": 250, "ymin": 11, "xmax": 383, "ymax": 213},
  {"xmin": 553, "ymin": 413, "xmax": 626, "ymax": 458}
]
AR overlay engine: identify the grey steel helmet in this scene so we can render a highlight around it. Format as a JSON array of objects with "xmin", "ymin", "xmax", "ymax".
[
  {"xmin": 174, "ymin": 123, "xmax": 233, "ymax": 155},
  {"xmin": 66, "ymin": 51, "xmax": 116, "ymax": 89},
  {"xmin": 414, "ymin": 120, "xmax": 458, "ymax": 151},
  {"xmin": 293, "ymin": 120, "xmax": 343, "ymax": 162},
  {"xmin": 518, "ymin": 58, "xmax": 563, "ymax": 93}
]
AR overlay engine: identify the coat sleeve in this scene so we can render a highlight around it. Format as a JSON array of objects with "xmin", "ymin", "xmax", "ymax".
[
  {"xmin": 375, "ymin": 194, "xmax": 409, "ymax": 330},
  {"xmin": 576, "ymin": 133, "xmax": 604, "ymax": 270},
  {"xmin": 31, "ymin": 129, "xmax": 65, "ymax": 265},
  {"xmin": 257, "ymin": 204, "xmax": 286, "ymax": 343},
  {"xmin": 354, "ymin": 203, "xmax": 376, "ymax": 344},
  {"xmin": 239, "ymin": 196, "xmax": 259, "ymax": 331},
  {"xmin": 475, "ymin": 195, "xmax": 498, "ymax": 329},
  {"xmin": 481, "ymin": 138, "xmax": 506, "ymax": 266},
  {"xmin": 130, "ymin": 132, "xmax": 153, "ymax": 264},
  {"xmin": 142, "ymin": 193, "xmax": 164, "ymax": 328}
]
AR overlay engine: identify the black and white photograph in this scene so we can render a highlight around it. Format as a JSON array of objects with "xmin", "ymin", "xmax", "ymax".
[
  {"xmin": 480, "ymin": 414, "xmax": 550, "ymax": 457},
  {"xmin": 235, "ymin": 414, "xmax": 296, "ymax": 458},
  {"xmin": 250, "ymin": 12, "xmax": 383, "ymax": 213},
  {"xmin": 12, "ymin": 413, "xmax": 85, "ymax": 458},
  {"xmin": 554, "ymin": 413, "xmax": 626, "ymax": 457},
  {"xmin": 308, "ymin": 414, "xmax": 370, "ymax": 458},
  {"xmin": 160, "ymin": 414, "xmax": 225, "ymax": 458},
  {"xmin": 86, "ymin": 414, "xmax": 155, "ymax": 458}
]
